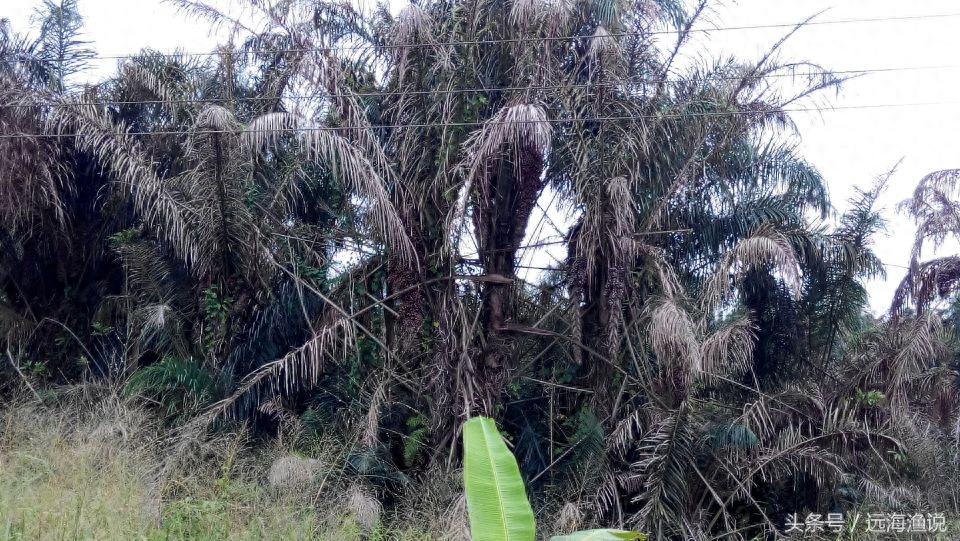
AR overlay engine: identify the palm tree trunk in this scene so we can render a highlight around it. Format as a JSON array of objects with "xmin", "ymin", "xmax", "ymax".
[{"xmin": 474, "ymin": 145, "xmax": 545, "ymax": 411}]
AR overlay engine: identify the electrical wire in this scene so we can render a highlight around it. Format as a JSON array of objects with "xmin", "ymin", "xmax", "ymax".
[
  {"xmin": 3, "ymin": 11, "xmax": 960, "ymax": 62},
  {"xmin": 2, "ymin": 62, "xmax": 958, "ymax": 109},
  {"xmin": 1, "ymin": 100, "xmax": 958, "ymax": 140}
]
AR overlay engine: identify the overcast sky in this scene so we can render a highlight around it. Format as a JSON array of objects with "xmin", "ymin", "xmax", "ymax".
[{"xmin": 3, "ymin": 0, "xmax": 959, "ymax": 313}]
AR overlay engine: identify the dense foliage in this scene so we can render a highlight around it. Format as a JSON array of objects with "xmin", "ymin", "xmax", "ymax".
[{"xmin": 3, "ymin": 0, "xmax": 960, "ymax": 538}]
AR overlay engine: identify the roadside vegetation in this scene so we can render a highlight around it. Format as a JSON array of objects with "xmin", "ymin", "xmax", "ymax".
[
  {"xmin": 3, "ymin": 0, "xmax": 960, "ymax": 539},
  {"xmin": 1, "ymin": 390, "xmax": 446, "ymax": 540}
]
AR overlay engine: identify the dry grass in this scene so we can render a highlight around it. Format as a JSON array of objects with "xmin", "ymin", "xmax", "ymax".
[
  {"xmin": 0, "ymin": 390, "xmax": 435, "ymax": 541},
  {"xmin": 0, "ymin": 397, "xmax": 158, "ymax": 539}
]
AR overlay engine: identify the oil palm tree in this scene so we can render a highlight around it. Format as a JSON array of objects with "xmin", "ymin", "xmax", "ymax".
[
  {"xmin": 3, "ymin": 1, "xmax": 960, "ymax": 539},
  {"xmin": 893, "ymin": 168, "xmax": 960, "ymax": 316}
]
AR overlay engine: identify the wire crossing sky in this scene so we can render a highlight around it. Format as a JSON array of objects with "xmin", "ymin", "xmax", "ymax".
[
  {"xmin": 697, "ymin": 0, "xmax": 960, "ymax": 314},
  {"xmin": 5, "ymin": 10, "xmax": 960, "ymax": 59},
  {"xmin": 2, "ymin": 0, "xmax": 958, "ymax": 313}
]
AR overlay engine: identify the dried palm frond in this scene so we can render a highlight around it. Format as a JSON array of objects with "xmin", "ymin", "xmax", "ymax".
[
  {"xmin": 449, "ymin": 103, "xmax": 552, "ymax": 247},
  {"xmin": 0, "ymin": 76, "xmax": 69, "ymax": 233},
  {"xmin": 243, "ymin": 112, "xmax": 415, "ymax": 263},
  {"xmin": 361, "ymin": 380, "xmax": 386, "ymax": 449},
  {"xmin": 391, "ymin": 4, "xmax": 434, "ymax": 47},
  {"xmin": 900, "ymin": 169, "xmax": 960, "ymax": 260},
  {"xmin": 47, "ymin": 99, "xmax": 203, "ymax": 269},
  {"xmin": 892, "ymin": 168, "xmax": 960, "ymax": 314},
  {"xmin": 644, "ymin": 296, "xmax": 699, "ymax": 379},
  {"xmin": 347, "ymin": 483, "xmax": 382, "ymax": 532},
  {"xmin": 207, "ymin": 316, "xmax": 357, "ymax": 415},
  {"xmin": 585, "ymin": 26, "xmax": 625, "ymax": 75},
  {"xmin": 702, "ymin": 225, "xmax": 802, "ymax": 309},
  {"xmin": 509, "ymin": 0, "xmax": 543, "ymax": 28},
  {"xmin": 554, "ymin": 501, "xmax": 585, "ymax": 534},
  {"xmin": 698, "ymin": 317, "xmax": 755, "ymax": 383},
  {"xmin": 892, "ymin": 256, "xmax": 960, "ymax": 316}
]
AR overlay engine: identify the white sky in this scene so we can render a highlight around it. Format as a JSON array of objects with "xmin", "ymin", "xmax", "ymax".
[{"xmin": 3, "ymin": 0, "xmax": 960, "ymax": 314}]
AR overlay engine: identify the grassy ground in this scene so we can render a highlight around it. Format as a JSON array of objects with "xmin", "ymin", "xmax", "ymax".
[
  {"xmin": 0, "ymin": 391, "xmax": 446, "ymax": 540},
  {"xmin": 8, "ymin": 389, "xmax": 958, "ymax": 541}
]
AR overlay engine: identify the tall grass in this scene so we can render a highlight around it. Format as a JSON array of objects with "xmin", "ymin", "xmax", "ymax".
[
  {"xmin": 0, "ymin": 390, "xmax": 436, "ymax": 540},
  {"xmin": 1, "ymin": 397, "xmax": 156, "ymax": 539}
]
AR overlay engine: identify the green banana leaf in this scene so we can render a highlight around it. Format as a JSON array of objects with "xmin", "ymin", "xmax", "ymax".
[
  {"xmin": 463, "ymin": 416, "xmax": 536, "ymax": 541},
  {"xmin": 550, "ymin": 530, "xmax": 646, "ymax": 541}
]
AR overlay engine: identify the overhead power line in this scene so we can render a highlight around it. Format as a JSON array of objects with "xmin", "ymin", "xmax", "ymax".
[
  {"xmin": 1, "ymin": 100, "xmax": 959, "ymax": 140},
  {"xmin": 683, "ymin": 11, "xmax": 960, "ymax": 31},
  {"xmin": 3, "ymin": 11, "xmax": 960, "ymax": 62},
  {"xmin": 2, "ymin": 63, "xmax": 958, "ymax": 110}
]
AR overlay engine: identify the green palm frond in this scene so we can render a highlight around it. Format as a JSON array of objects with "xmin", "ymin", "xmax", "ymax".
[{"xmin": 124, "ymin": 356, "xmax": 217, "ymax": 419}]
